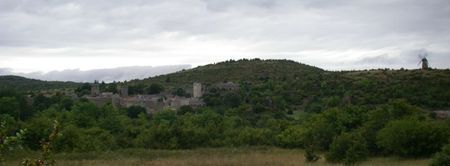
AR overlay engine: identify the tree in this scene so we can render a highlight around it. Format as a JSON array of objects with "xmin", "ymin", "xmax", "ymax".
[
  {"xmin": 22, "ymin": 120, "xmax": 60, "ymax": 166},
  {"xmin": 172, "ymin": 88, "xmax": 187, "ymax": 97},
  {"xmin": 377, "ymin": 119, "xmax": 450, "ymax": 157},
  {"xmin": 178, "ymin": 106, "xmax": 193, "ymax": 115},
  {"xmin": 276, "ymin": 125, "xmax": 306, "ymax": 148},
  {"xmin": 147, "ymin": 83, "xmax": 164, "ymax": 94},
  {"xmin": 127, "ymin": 106, "xmax": 147, "ymax": 119},
  {"xmin": 0, "ymin": 97, "xmax": 20, "ymax": 119},
  {"xmin": 431, "ymin": 143, "xmax": 450, "ymax": 166},
  {"xmin": 326, "ymin": 132, "xmax": 368, "ymax": 165},
  {"xmin": 223, "ymin": 92, "xmax": 241, "ymax": 108},
  {"xmin": 75, "ymin": 83, "xmax": 91, "ymax": 97},
  {"xmin": 33, "ymin": 94, "xmax": 52, "ymax": 111},
  {"xmin": 0, "ymin": 121, "xmax": 26, "ymax": 163}
]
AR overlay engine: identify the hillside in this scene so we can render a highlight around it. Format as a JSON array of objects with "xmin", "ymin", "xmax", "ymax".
[
  {"xmin": 2, "ymin": 59, "xmax": 450, "ymax": 165},
  {"xmin": 2, "ymin": 59, "xmax": 449, "ymax": 110},
  {"xmin": 129, "ymin": 59, "xmax": 324, "ymax": 89},
  {"xmin": 0, "ymin": 75, "xmax": 81, "ymax": 92},
  {"xmin": 126, "ymin": 59, "xmax": 450, "ymax": 110}
]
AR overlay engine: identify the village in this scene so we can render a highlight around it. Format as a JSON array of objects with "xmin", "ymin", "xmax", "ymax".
[{"xmin": 85, "ymin": 82, "xmax": 240, "ymax": 114}]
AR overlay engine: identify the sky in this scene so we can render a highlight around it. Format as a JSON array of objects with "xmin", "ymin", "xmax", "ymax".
[{"xmin": 1, "ymin": 0, "xmax": 450, "ymax": 81}]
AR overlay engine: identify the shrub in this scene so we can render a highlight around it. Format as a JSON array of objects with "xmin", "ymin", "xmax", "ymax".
[
  {"xmin": 236, "ymin": 127, "xmax": 272, "ymax": 146},
  {"xmin": 127, "ymin": 106, "xmax": 147, "ymax": 119},
  {"xmin": 0, "ymin": 121, "xmax": 26, "ymax": 163},
  {"xmin": 326, "ymin": 132, "xmax": 368, "ymax": 165},
  {"xmin": 431, "ymin": 143, "xmax": 450, "ymax": 166},
  {"xmin": 276, "ymin": 125, "xmax": 306, "ymax": 148},
  {"xmin": 377, "ymin": 119, "xmax": 450, "ymax": 157},
  {"xmin": 305, "ymin": 146, "xmax": 320, "ymax": 162}
]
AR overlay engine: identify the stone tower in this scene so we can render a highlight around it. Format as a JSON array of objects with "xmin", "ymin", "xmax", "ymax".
[
  {"xmin": 193, "ymin": 82, "xmax": 202, "ymax": 98},
  {"xmin": 120, "ymin": 85, "xmax": 128, "ymax": 98},
  {"xmin": 421, "ymin": 58, "xmax": 429, "ymax": 70},
  {"xmin": 91, "ymin": 83, "xmax": 100, "ymax": 97}
]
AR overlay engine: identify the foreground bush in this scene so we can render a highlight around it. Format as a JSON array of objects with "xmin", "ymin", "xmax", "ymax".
[
  {"xmin": 326, "ymin": 132, "xmax": 368, "ymax": 165},
  {"xmin": 276, "ymin": 125, "xmax": 306, "ymax": 148},
  {"xmin": 377, "ymin": 119, "xmax": 450, "ymax": 157},
  {"xmin": 431, "ymin": 143, "xmax": 450, "ymax": 166}
]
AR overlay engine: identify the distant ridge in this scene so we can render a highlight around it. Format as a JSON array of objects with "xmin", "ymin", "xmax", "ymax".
[
  {"xmin": 0, "ymin": 75, "xmax": 80, "ymax": 91},
  {"xmin": 129, "ymin": 59, "xmax": 324, "ymax": 88}
]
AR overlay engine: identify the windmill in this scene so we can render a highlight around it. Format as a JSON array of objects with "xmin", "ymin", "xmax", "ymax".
[{"xmin": 417, "ymin": 51, "xmax": 429, "ymax": 70}]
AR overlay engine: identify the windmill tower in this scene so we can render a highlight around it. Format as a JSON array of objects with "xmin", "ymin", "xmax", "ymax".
[{"xmin": 418, "ymin": 51, "xmax": 429, "ymax": 70}]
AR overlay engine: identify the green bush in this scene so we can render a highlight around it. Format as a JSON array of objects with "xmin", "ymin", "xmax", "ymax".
[
  {"xmin": 431, "ymin": 143, "xmax": 450, "ymax": 166},
  {"xmin": 276, "ymin": 125, "xmax": 306, "ymax": 148},
  {"xmin": 326, "ymin": 132, "xmax": 368, "ymax": 165},
  {"xmin": 127, "ymin": 106, "xmax": 146, "ymax": 119},
  {"xmin": 377, "ymin": 119, "xmax": 450, "ymax": 157},
  {"xmin": 236, "ymin": 127, "xmax": 272, "ymax": 146},
  {"xmin": 75, "ymin": 127, "xmax": 117, "ymax": 152}
]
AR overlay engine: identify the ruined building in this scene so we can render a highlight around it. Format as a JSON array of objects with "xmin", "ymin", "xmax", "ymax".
[
  {"xmin": 87, "ymin": 82, "xmax": 204, "ymax": 115},
  {"xmin": 119, "ymin": 85, "xmax": 128, "ymax": 97},
  {"xmin": 90, "ymin": 83, "xmax": 100, "ymax": 97},
  {"xmin": 193, "ymin": 82, "xmax": 203, "ymax": 98}
]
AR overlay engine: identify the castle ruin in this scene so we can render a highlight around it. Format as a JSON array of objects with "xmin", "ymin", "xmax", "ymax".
[
  {"xmin": 86, "ymin": 82, "xmax": 204, "ymax": 115},
  {"xmin": 193, "ymin": 82, "xmax": 203, "ymax": 98}
]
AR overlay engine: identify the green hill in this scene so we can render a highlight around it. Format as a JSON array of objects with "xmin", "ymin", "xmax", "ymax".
[
  {"xmin": 0, "ymin": 75, "xmax": 81, "ymax": 92},
  {"xmin": 126, "ymin": 59, "xmax": 450, "ymax": 110},
  {"xmin": 128, "ymin": 59, "xmax": 324, "ymax": 88},
  {"xmin": 3, "ymin": 59, "xmax": 449, "ymax": 110}
]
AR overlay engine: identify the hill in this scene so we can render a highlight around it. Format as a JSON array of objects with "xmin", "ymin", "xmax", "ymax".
[
  {"xmin": 126, "ymin": 59, "xmax": 450, "ymax": 110},
  {"xmin": 2, "ymin": 59, "xmax": 450, "ymax": 165},
  {"xmin": 0, "ymin": 75, "xmax": 81, "ymax": 92},
  {"xmin": 128, "ymin": 59, "xmax": 324, "ymax": 88},
  {"xmin": 2, "ymin": 59, "xmax": 449, "ymax": 110}
]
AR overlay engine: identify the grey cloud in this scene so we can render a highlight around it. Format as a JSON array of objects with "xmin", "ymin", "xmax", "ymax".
[
  {"xmin": 0, "ymin": 65, "xmax": 190, "ymax": 82},
  {"xmin": 354, "ymin": 49, "xmax": 450, "ymax": 69},
  {"xmin": 0, "ymin": 0, "xmax": 449, "ymax": 70}
]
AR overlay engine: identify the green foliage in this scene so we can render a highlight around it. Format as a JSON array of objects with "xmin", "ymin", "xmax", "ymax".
[
  {"xmin": 304, "ymin": 145, "xmax": 320, "ymax": 162},
  {"xmin": 431, "ymin": 143, "xmax": 450, "ymax": 166},
  {"xmin": 172, "ymin": 88, "xmax": 187, "ymax": 97},
  {"xmin": 177, "ymin": 105, "xmax": 194, "ymax": 115},
  {"xmin": 326, "ymin": 132, "xmax": 368, "ymax": 165},
  {"xmin": 75, "ymin": 83, "xmax": 91, "ymax": 97},
  {"xmin": 276, "ymin": 125, "xmax": 306, "ymax": 148},
  {"xmin": 0, "ymin": 75, "xmax": 80, "ymax": 92},
  {"xmin": 235, "ymin": 127, "xmax": 272, "ymax": 146},
  {"xmin": 223, "ymin": 92, "xmax": 242, "ymax": 108},
  {"xmin": 303, "ymin": 107, "xmax": 367, "ymax": 151},
  {"xmin": 127, "ymin": 106, "xmax": 147, "ymax": 119},
  {"xmin": 22, "ymin": 120, "xmax": 60, "ymax": 166},
  {"xmin": 377, "ymin": 119, "xmax": 450, "ymax": 157},
  {"xmin": 147, "ymin": 83, "xmax": 164, "ymax": 94},
  {"xmin": 0, "ymin": 121, "xmax": 26, "ymax": 163},
  {"xmin": 0, "ymin": 96, "xmax": 20, "ymax": 118},
  {"xmin": 73, "ymin": 127, "xmax": 117, "ymax": 152},
  {"xmin": 3, "ymin": 60, "xmax": 450, "ymax": 165}
]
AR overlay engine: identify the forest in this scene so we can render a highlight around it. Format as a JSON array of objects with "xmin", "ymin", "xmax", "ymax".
[{"xmin": 1, "ymin": 59, "xmax": 450, "ymax": 165}]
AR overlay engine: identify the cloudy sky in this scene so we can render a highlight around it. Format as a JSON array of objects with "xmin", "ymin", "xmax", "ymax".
[{"xmin": 1, "ymin": 0, "xmax": 449, "ymax": 81}]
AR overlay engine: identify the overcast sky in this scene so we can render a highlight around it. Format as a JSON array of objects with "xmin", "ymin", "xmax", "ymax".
[{"xmin": 1, "ymin": 0, "xmax": 449, "ymax": 78}]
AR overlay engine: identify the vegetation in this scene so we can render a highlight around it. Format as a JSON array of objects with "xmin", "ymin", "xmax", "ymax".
[
  {"xmin": 0, "ymin": 75, "xmax": 80, "ymax": 92},
  {"xmin": 1, "ymin": 121, "xmax": 26, "ymax": 163},
  {"xmin": 1, "ymin": 59, "xmax": 450, "ymax": 165},
  {"xmin": 431, "ymin": 143, "xmax": 450, "ymax": 166}
]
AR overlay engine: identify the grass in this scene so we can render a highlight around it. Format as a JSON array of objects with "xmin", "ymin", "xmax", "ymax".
[{"xmin": 4, "ymin": 147, "xmax": 430, "ymax": 166}]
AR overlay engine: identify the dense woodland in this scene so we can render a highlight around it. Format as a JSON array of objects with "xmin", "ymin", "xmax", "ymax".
[{"xmin": 1, "ymin": 59, "xmax": 450, "ymax": 165}]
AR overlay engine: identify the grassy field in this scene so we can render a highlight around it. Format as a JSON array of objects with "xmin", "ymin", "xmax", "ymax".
[{"xmin": 4, "ymin": 147, "xmax": 430, "ymax": 166}]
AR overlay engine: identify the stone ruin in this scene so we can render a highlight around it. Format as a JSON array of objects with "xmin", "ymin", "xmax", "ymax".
[{"xmin": 86, "ymin": 82, "xmax": 205, "ymax": 115}]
